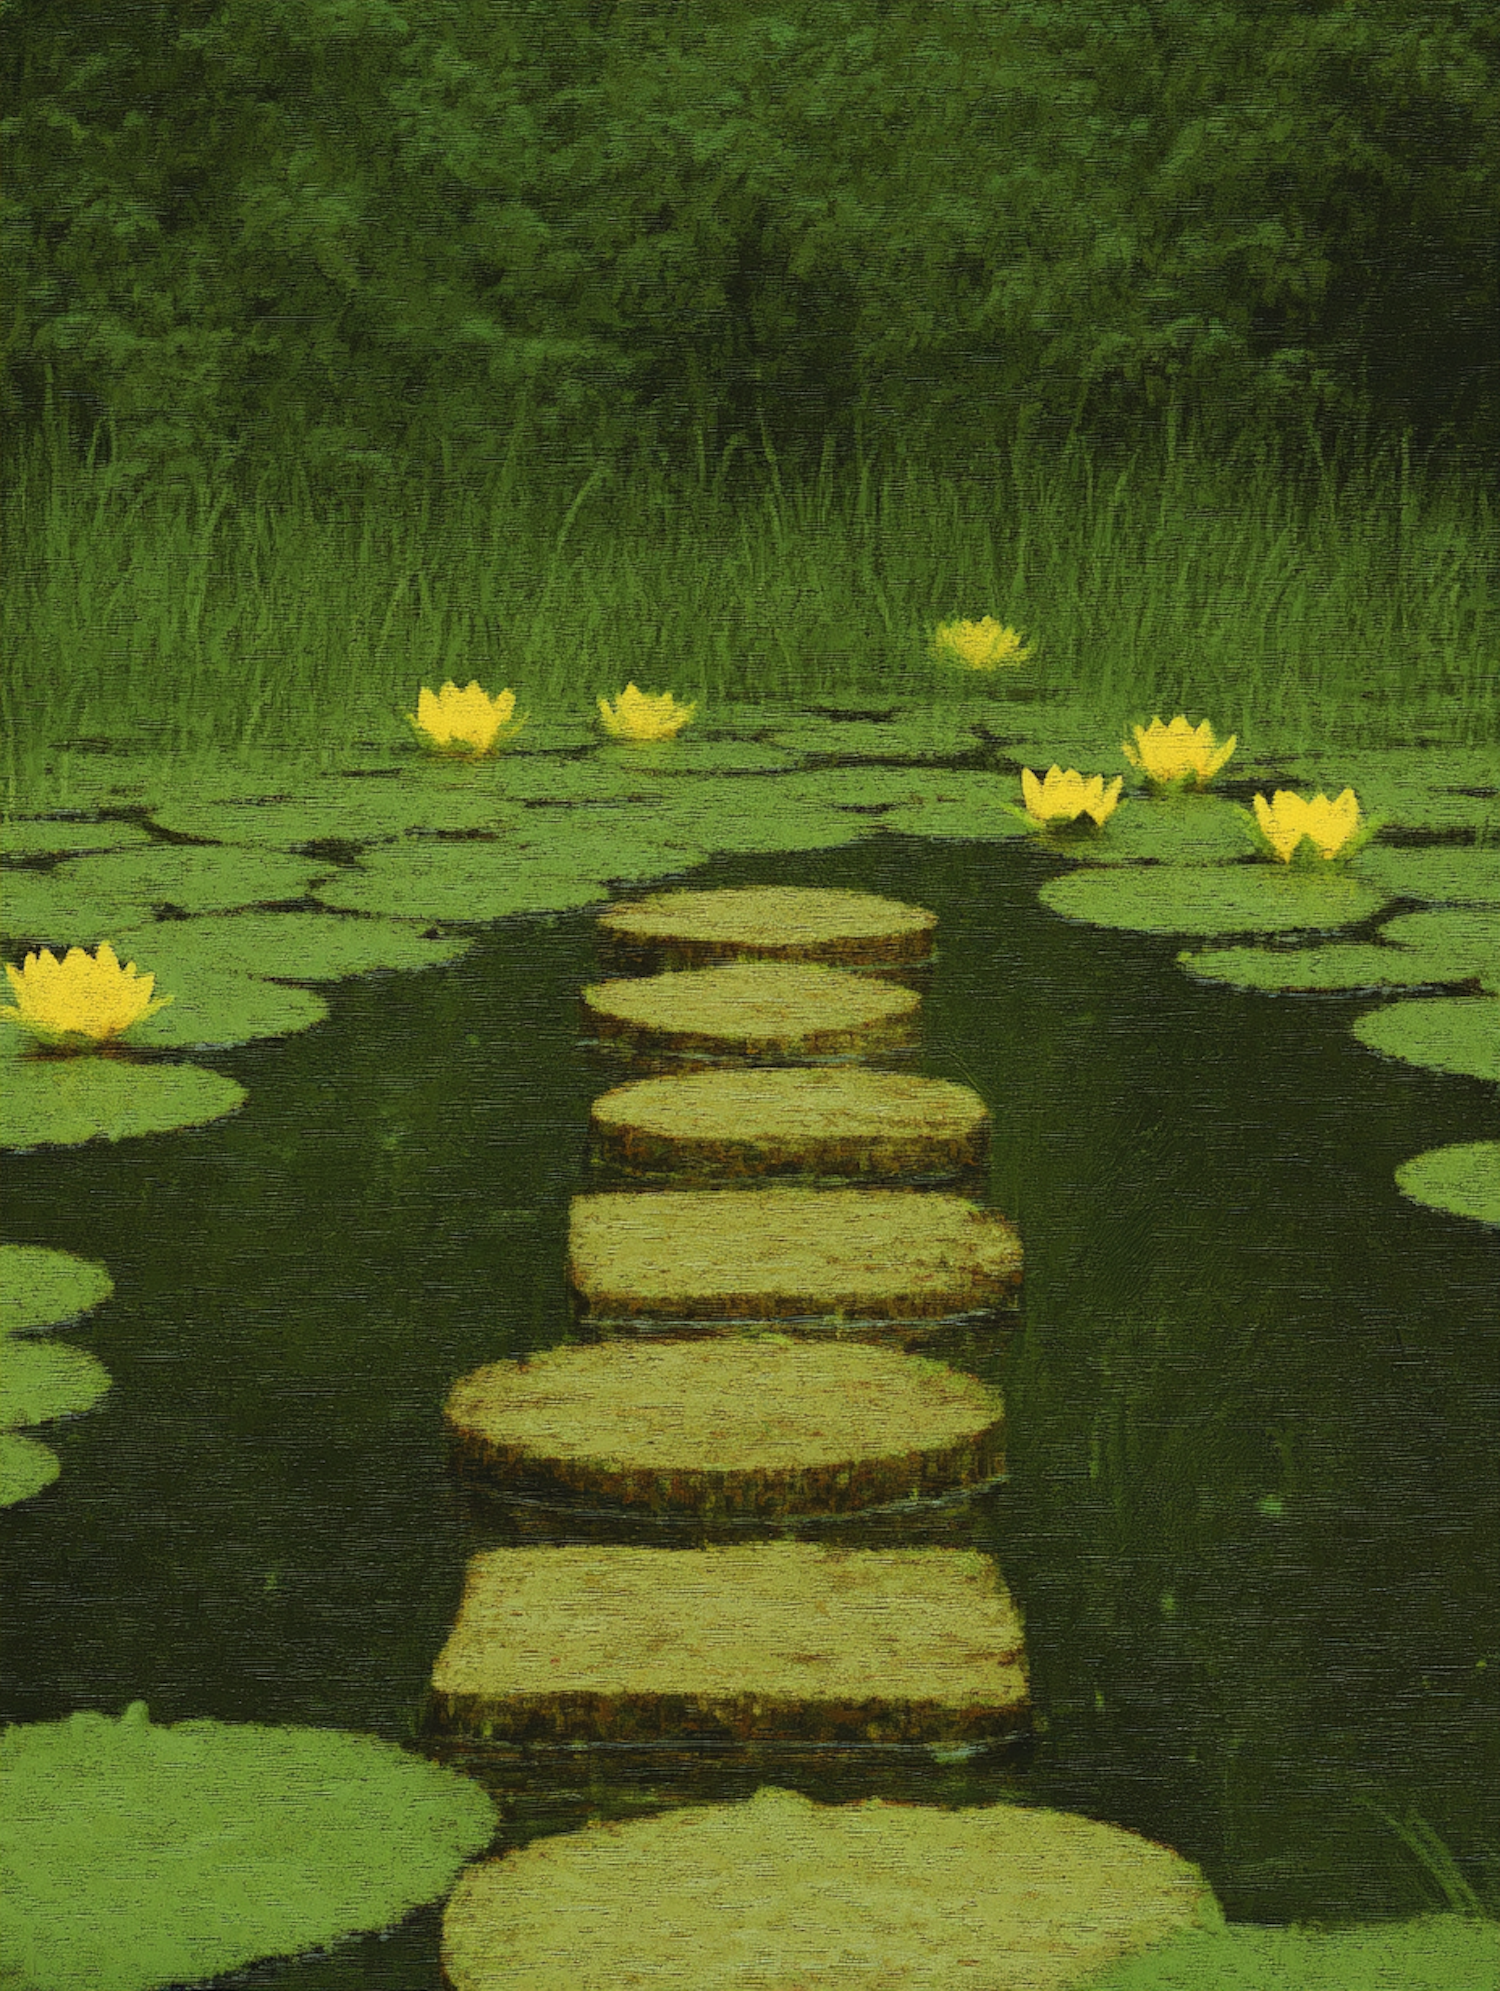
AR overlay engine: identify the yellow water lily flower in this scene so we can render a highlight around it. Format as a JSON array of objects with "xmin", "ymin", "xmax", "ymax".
[
  {"xmin": 1251, "ymin": 788, "xmax": 1364, "ymax": 862},
  {"xmin": 598, "ymin": 683, "xmax": 697, "ymax": 741},
  {"xmin": 931, "ymin": 617, "xmax": 1033, "ymax": 670},
  {"xmin": 1021, "ymin": 765, "xmax": 1124, "ymax": 827},
  {"xmin": 406, "ymin": 680, "xmax": 524, "ymax": 756},
  {"xmin": 2, "ymin": 942, "xmax": 173, "ymax": 1046},
  {"xmin": 1122, "ymin": 715, "xmax": 1237, "ymax": 788}
]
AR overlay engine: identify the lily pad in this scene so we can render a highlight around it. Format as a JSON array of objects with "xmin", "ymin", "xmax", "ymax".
[
  {"xmin": 1087, "ymin": 1913, "xmax": 1500, "ymax": 1989},
  {"xmin": 146, "ymin": 785, "xmax": 528, "ymax": 849},
  {"xmin": 1039, "ymin": 865, "xmax": 1391, "ymax": 937},
  {"xmin": 0, "ymin": 1703, "xmax": 498, "ymax": 1991},
  {"xmin": 0, "ymin": 1247, "xmax": 113, "ymax": 1336},
  {"xmin": 596, "ymin": 738, "xmax": 803, "ymax": 777},
  {"xmin": 1060, "ymin": 795, "xmax": 1253, "ymax": 867},
  {"xmin": 765, "ymin": 714, "xmax": 982, "ymax": 760},
  {"xmin": 312, "ymin": 844, "xmax": 622, "ymax": 924},
  {"xmin": 1379, "ymin": 908, "xmax": 1500, "ymax": 990},
  {"xmin": 1355, "ymin": 847, "xmax": 1500, "ymax": 908},
  {"xmin": 0, "ymin": 874, "xmax": 158, "ymax": 947},
  {"xmin": 0, "ymin": 1336, "xmax": 111, "ymax": 1429},
  {"xmin": 103, "ymin": 911, "xmax": 472, "ymax": 983},
  {"xmin": 53, "ymin": 846, "xmax": 332, "ymax": 914},
  {"xmin": 734, "ymin": 767, "xmax": 936, "ymax": 812},
  {"xmin": 2, "ymin": 819, "xmax": 152, "ymax": 860},
  {"xmin": 1395, "ymin": 1140, "xmax": 1500, "ymax": 1227},
  {"xmin": 1174, "ymin": 942, "xmax": 1482, "ymax": 994},
  {"xmin": 92, "ymin": 960, "xmax": 331, "ymax": 1051},
  {"xmin": 1351, "ymin": 994, "xmax": 1500, "ymax": 1083},
  {"xmin": 1275, "ymin": 745, "xmax": 1500, "ymax": 791},
  {"xmin": 653, "ymin": 785, "xmax": 872, "ymax": 855},
  {"xmin": 879, "ymin": 772, "xmax": 1037, "ymax": 841},
  {"xmin": 0, "ymin": 1048, "xmax": 248, "ymax": 1151},
  {"xmin": 478, "ymin": 759, "xmax": 672, "ymax": 806},
  {"xmin": 0, "ymin": 1432, "xmax": 60, "ymax": 1508}
]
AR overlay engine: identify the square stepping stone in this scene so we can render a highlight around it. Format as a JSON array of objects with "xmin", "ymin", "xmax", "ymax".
[
  {"xmin": 568, "ymin": 1187, "xmax": 1023, "ymax": 1331},
  {"xmin": 426, "ymin": 1542, "xmax": 1029, "ymax": 1745}
]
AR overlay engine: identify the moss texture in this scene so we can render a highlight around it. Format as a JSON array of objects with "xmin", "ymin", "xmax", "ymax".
[
  {"xmin": 581, "ymin": 962, "xmax": 922, "ymax": 1060},
  {"xmin": 598, "ymin": 884, "xmax": 937, "ymax": 970}
]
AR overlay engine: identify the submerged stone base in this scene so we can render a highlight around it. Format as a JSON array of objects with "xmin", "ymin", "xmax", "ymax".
[
  {"xmin": 444, "ymin": 1336, "xmax": 1005, "ymax": 1518},
  {"xmin": 426, "ymin": 1542, "xmax": 1029, "ymax": 1746},
  {"xmin": 443, "ymin": 1785, "xmax": 1213, "ymax": 1991},
  {"xmin": 567, "ymin": 1186, "xmax": 1023, "ymax": 1329}
]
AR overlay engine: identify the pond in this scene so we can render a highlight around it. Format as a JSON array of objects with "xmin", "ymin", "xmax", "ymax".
[{"xmin": 3, "ymin": 733, "xmax": 1498, "ymax": 1986}]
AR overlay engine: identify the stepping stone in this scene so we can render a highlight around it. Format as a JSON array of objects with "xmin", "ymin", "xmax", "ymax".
[
  {"xmin": 444, "ymin": 1337, "xmax": 1005, "ymax": 1519},
  {"xmin": 426, "ymin": 1542, "xmax": 1029, "ymax": 1745},
  {"xmin": 567, "ymin": 1188, "xmax": 1024, "ymax": 1331},
  {"xmin": 598, "ymin": 884, "xmax": 937, "ymax": 971},
  {"xmin": 443, "ymin": 1786, "xmax": 1212, "ymax": 1991},
  {"xmin": 589, "ymin": 1067, "xmax": 990, "ymax": 1179},
  {"xmin": 582, "ymin": 962, "xmax": 921, "ymax": 1061}
]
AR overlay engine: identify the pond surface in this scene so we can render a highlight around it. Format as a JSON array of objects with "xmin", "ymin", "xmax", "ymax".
[{"xmin": 3, "ymin": 829, "xmax": 1497, "ymax": 1985}]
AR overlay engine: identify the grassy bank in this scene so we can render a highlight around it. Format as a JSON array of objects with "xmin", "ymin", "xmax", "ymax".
[{"xmin": 2, "ymin": 411, "xmax": 1496, "ymax": 806}]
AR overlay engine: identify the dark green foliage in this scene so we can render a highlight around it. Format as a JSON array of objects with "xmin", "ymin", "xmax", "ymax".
[{"xmin": 4, "ymin": 0, "xmax": 1494, "ymax": 491}]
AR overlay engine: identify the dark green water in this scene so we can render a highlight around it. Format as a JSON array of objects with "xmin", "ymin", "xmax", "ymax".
[{"xmin": 3, "ymin": 831, "xmax": 1497, "ymax": 1984}]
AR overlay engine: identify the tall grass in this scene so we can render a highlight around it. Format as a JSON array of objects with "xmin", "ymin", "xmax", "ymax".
[{"xmin": 3, "ymin": 404, "xmax": 1496, "ymax": 797}]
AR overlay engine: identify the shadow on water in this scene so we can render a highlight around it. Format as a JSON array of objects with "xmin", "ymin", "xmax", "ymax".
[{"xmin": 3, "ymin": 831, "xmax": 1498, "ymax": 1981}]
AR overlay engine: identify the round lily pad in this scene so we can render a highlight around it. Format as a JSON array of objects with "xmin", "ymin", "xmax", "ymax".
[
  {"xmin": 146, "ymin": 785, "xmax": 528, "ymax": 849},
  {"xmin": 0, "ymin": 1336, "xmax": 111, "ymax": 1429},
  {"xmin": 0, "ymin": 1432, "xmax": 60, "ymax": 1508},
  {"xmin": 443, "ymin": 1785, "xmax": 1212, "ymax": 1991},
  {"xmin": 91, "ymin": 960, "xmax": 331, "ymax": 1051},
  {"xmin": 2, "ymin": 820, "xmax": 152, "ymax": 860},
  {"xmin": 1380, "ymin": 907, "xmax": 1500, "ymax": 989},
  {"xmin": 1061, "ymin": 795, "xmax": 1252, "ymax": 867},
  {"xmin": 484, "ymin": 759, "xmax": 672, "ymax": 806},
  {"xmin": 54, "ymin": 845, "xmax": 331, "ymax": 914},
  {"xmin": 1174, "ymin": 942, "xmax": 1481, "ymax": 994},
  {"xmin": 1351, "ymin": 994, "xmax": 1500, "ymax": 1082},
  {"xmin": 1395, "ymin": 1139, "xmax": 1500, "ymax": 1227},
  {"xmin": 652, "ymin": 784, "xmax": 875, "ymax": 855},
  {"xmin": 104, "ymin": 911, "xmax": 472, "ymax": 984},
  {"xmin": 0, "ymin": 1247, "xmax": 113, "ymax": 1336},
  {"xmin": 761, "ymin": 767, "xmax": 949, "ymax": 812},
  {"xmin": 879, "ymin": 772, "xmax": 1037, "ymax": 841},
  {"xmin": 313, "ymin": 845, "xmax": 638, "ymax": 924},
  {"xmin": 596, "ymin": 738, "xmax": 803, "ymax": 777},
  {"xmin": 1275, "ymin": 746, "xmax": 1500, "ymax": 791},
  {"xmin": 1039, "ymin": 865, "xmax": 1391, "ymax": 936},
  {"xmin": 0, "ymin": 874, "xmax": 158, "ymax": 947},
  {"xmin": 765, "ymin": 714, "xmax": 982, "ymax": 760},
  {"xmin": 0, "ymin": 1703, "xmax": 498, "ymax": 1991},
  {"xmin": 0, "ymin": 1048, "xmax": 248, "ymax": 1151},
  {"xmin": 1085, "ymin": 1913, "xmax": 1500, "ymax": 1988},
  {"xmin": 1356, "ymin": 847, "xmax": 1500, "ymax": 907}
]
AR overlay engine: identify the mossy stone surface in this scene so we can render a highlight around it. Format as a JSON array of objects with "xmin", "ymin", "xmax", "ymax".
[
  {"xmin": 445, "ymin": 1337, "xmax": 1005, "ymax": 1517},
  {"xmin": 567, "ymin": 1187, "xmax": 1023, "ymax": 1327},
  {"xmin": 582, "ymin": 963, "xmax": 922, "ymax": 1061},
  {"xmin": 427, "ymin": 1543, "xmax": 1029, "ymax": 1744},
  {"xmin": 589, "ymin": 1068, "xmax": 990, "ymax": 1178},
  {"xmin": 443, "ymin": 1785, "xmax": 1213, "ymax": 1991},
  {"xmin": 598, "ymin": 885, "xmax": 937, "ymax": 967}
]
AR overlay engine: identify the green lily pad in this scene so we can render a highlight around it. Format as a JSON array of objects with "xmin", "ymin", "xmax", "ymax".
[
  {"xmin": 654, "ymin": 785, "xmax": 873, "ymax": 854},
  {"xmin": 311, "ymin": 844, "xmax": 623, "ymax": 923},
  {"xmin": 2, "ymin": 820, "xmax": 152, "ymax": 860},
  {"xmin": 94, "ymin": 961, "xmax": 331, "ymax": 1051},
  {"xmin": 0, "ymin": 1247, "xmax": 113, "ymax": 1336},
  {"xmin": 879, "ymin": 772, "xmax": 1038, "ymax": 841},
  {"xmin": 1275, "ymin": 745, "xmax": 1500, "ymax": 790},
  {"xmin": 0, "ymin": 1432, "xmax": 60, "ymax": 1508},
  {"xmin": 5, "ymin": 751, "xmax": 162, "ymax": 815},
  {"xmin": 1039, "ymin": 865, "xmax": 1392, "ymax": 936},
  {"xmin": 1087, "ymin": 1912, "xmax": 1500, "ymax": 1989},
  {"xmin": 1356, "ymin": 847, "xmax": 1500, "ymax": 908},
  {"xmin": 147, "ymin": 784, "xmax": 528, "ymax": 849},
  {"xmin": 493, "ymin": 717, "xmax": 597, "ymax": 754},
  {"xmin": 596, "ymin": 739, "xmax": 803, "ymax": 777},
  {"xmin": 54, "ymin": 846, "xmax": 332, "ymax": 914},
  {"xmin": 1380, "ymin": 908, "xmax": 1500, "ymax": 990},
  {"xmin": 0, "ymin": 1049, "xmax": 248, "ymax": 1151},
  {"xmin": 0, "ymin": 1703, "xmax": 498, "ymax": 1991},
  {"xmin": 475, "ymin": 759, "xmax": 672, "ymax": 806},
  {"xmin": 1175, "ymin": 942, "xmax": 1482, "ymax": 993},
  {"xmin": 1053, "ymin": 794, "xmax": 1251, "ymax": 868},
  {"xmin": 0, "ymin": 1336, "xmax": 111, "ymax": 1429},
  {"xmin": 763, "ymin": 768, "xmax": 953, "ymax": 812},
  {"xmin": 1351, "ymin": 994, "xmax": 1500, "ymax": 1083},
  {"xmin": 102, "ymin": 911, "xmax": 472, "ymax": 983},
  {"xmin": 0, "ymin": 874, "xmax": 158, "ymax": 947},
  {"xmin": 765, "ymin": 714, "xmax": 982, "ymax": 760},
  {"xmin": 1395, "ymin": 1139, "xmax": 1500, "ymax": 1227},
  {"xmin": 504, "ymin": 814, "xmax": 709, "ymax": 882}
]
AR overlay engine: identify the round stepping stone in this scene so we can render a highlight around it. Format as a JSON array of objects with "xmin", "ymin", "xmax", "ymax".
[
  {"xmin": 589, "ymin": 1068, "xmax": 990, "ymax": 1179},
  {"xmin": 581, "ymin": 962, "xmax": 922, "ymax": 1061},
  {"xmin": 444, "ymin": 1337, "xmax": 1005, "ymax": 1518},
  {"xmin": 444, "ymin": 1786, "xmax": 1211, "ymax": 1991},
  {"xmin": 427, "ymin": 1542, "xmax": 1029, "ymax": 1746},
  {"xmin": 567, "ymin": 1187, "xmax": 1023, "ymax": 1330},
  {"xmin": 598, "ymin": 884, "xmax": 937, "ymax": 970}
]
